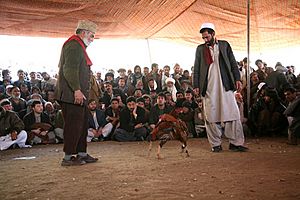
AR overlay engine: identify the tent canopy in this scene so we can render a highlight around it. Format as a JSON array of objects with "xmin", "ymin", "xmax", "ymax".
[{"xmin": 1, "ymin": 0, "xmax": 299, "ymax": 51}]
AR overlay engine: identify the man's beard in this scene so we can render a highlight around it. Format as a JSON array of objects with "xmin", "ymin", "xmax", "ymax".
[
  {"xmin": 83, "ymin": 36, "xmax": 91, "ymax": 46},
  {"xmin": 12, "ymin": 94, "xmax": 20, "ymax": 99},
  {"xmin": 206, "ymin": 37, "xmax": 215, "ymax": 46}
]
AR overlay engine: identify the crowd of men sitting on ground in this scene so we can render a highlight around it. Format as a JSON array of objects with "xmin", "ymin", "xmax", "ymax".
[{"xmin": 0, "ymin": 60, "xmax": 300, "ymax": 150}]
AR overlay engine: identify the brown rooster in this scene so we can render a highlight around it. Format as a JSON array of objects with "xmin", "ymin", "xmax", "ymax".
[{"xmin": 149, "ymin": 113, "xmax": 190, "ymax": 159}]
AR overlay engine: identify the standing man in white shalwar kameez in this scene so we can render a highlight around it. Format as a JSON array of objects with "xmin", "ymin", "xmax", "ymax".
[{"xmin": 193, "ymin": 23, "xmax": 248, "ymax": 152}]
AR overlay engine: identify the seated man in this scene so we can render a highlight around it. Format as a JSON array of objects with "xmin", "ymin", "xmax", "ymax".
[
  {"xmin": 23, "ymin": 100, "xmax": 56, "ymax": 144},
  {"xmin": 87, "ymin": 99, "xmax": 113, "ymax": 142},
  {"xmin": 105, "ymin": 97, "xmax": 122, "ymax": 132},
  {"xmin": 249, "ymin": 87, "xmax": 288, "ymax": 136},
  {"xmin": 101, "ymin": 81, "xmax": 126, "ymax": 109},
  {"xmin": 136, "ymin": 97, "xmax": 150, "ymax": 123},
  {"xmin": 0, "ymin": 105, "xmax": 30, "ymax": 150},
  {"xmin": 179, "ymin": 101, "xmax": 196, "ymax": 138},
  {"xmin": 8, "ymin": 86, "xmax": 27, "ymax": 119},
  {"xmin": 113, "ymin": 96, "xmax": 148, "ymax": 142},
  {"xmin": 149, "ymin": 92, "xmax": 172, "ymax": 130},
  {"xmin": 0, "ymin": 98, "xmax": 13, "ymax": 111},
  {"xmin": 142, "ymin": 94, "xmax": 152, "ymax": 111},
  {"xmin": 164, "ymin": 91, "xmax": 176, "ymax": 107},
  {"xmin": 184, "ymin": 89, "xmax": 198, "ymax": 109},
  {"xmin": 194, "ymin": 97, "xmax": 206, "ymax": 138}
]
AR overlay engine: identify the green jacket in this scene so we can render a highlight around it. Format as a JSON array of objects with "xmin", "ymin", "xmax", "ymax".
[
  {"xmin": 55, "ymin": 39, "xmax": 90, "ymax": 105},
  {"xmin": 0, "ymin": 109, "xmax": 25, "ymax": 136}
]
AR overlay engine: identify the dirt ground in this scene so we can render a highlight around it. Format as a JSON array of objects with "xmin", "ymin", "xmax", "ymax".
[{"xmin": 0, "ymin": 137, "xmax": 300, "ymax": 200}]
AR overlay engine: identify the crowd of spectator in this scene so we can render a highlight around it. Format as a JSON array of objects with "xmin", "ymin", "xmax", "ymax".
[{"xmin": 0, "ymin": 60, "xmax": 300, "ymax": 150}]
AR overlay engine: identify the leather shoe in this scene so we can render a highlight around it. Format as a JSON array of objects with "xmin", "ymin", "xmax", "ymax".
[
  {"xmin": 211, "ymin": 145, "xmax": 222, "ymax": 152},
  {"xmin": 77, "ymin": 154, "xmax": 98, "ymax": 163},
  {"xmin": 229, "ymin": 143, "xmax": 248, "ymax": 152},
  {"xmin": 61, "ymin": 156, "xmax": 86, "ymax": 166}
]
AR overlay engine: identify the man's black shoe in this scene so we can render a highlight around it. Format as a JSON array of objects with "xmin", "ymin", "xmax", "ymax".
[
  {"xmin": 61, "ymin": 156, "xmax": 86, "ymax": 166},
  {"xmin": 229, "ymin": 143, "xmax": 248, "ymax": 152},
  {"xmin": 211, "ymin": 145, "xmax": 222, "ymax": 152},
  {"xmin": 77, "ymin": 154, "xmax": 98, "ymax": 163}
]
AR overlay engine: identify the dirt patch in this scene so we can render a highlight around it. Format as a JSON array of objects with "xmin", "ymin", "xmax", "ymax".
[{"xmin": 0, "ymin": 138, "xmax": 300, "ymax": 200}]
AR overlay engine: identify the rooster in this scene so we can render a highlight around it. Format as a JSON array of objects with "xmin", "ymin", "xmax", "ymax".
[{"xmin": 149, "ymin": 113, "xmax": 190, "ymax": 159}]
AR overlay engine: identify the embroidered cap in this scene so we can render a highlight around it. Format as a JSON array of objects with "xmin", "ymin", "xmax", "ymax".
[{"xmin": 76, "ymin": 20, "xmax": 97, "ymax": 33}]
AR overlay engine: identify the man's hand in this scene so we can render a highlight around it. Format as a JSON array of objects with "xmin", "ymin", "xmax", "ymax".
[
  {"xmin": 134, "ymin": 123, "xmax": 143, "ymax": 129},
  {"xmin": 90, "ymin": 128, "xmax": 97, "ymax": 136},
  {"xmin": 11, "ymin": 131, "xmax": 17, "ymax": 141},
  {"xmin": 97, "ymin": 128, "xmax": 103, "ymax": 136},
  {"xmin": 169, "ymin": 101, "xmax": 176, "ymax": 106},
  {"xmin": 31, "ymin": 128, "xmax": 41, "ymax": 134},
  {"xmin": 40, "ymin": 131, "xmax": 48, "ymax": 136},
  {"xmin": 74, "ymin": 90, "xmax": 86, "ymax": 105},
  {"xmin": 235, "ymin": 81, "xmax": 242, "ymax": 92},
  {"xmin": 150, "ymin": 124, "xmax": 155, "ymax": 130}
]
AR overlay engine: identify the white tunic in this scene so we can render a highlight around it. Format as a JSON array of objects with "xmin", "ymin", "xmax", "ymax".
[{"xmin": 203, "ymin": 44, "xmax": 240, "ymax": 123}]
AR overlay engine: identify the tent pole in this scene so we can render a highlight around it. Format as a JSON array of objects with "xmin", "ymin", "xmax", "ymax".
[
  {"xmin": 146, "ymin": 38, "xmax": 152, "ymax": 66},
  {"xmin": 247, "ymin": 0, "xmax": 251, "ymax": 113}
]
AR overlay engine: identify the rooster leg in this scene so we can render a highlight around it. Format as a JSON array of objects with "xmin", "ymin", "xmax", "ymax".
[
  {"xmin": 185, "ymin": 146, "xmax": 190, "ymax": 157},
  {"xmin": 157, "ymin": 139, "xmax": 168, "ymax": 159},
  {"xmin": 157, "ymin": 145, "xmax": 161, "ymax": 159},
  {"xmin": 180, "ymin": 141, "xmax": 189, "ymax": 157},
  {"xmin": 181, "ymin": 144, "xmax": 186, "ymax": 153}
]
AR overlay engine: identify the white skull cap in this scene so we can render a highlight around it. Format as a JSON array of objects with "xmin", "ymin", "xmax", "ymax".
[{"xmin": 200, "ymin": 23, "xmax": 215, "ymax": 32}]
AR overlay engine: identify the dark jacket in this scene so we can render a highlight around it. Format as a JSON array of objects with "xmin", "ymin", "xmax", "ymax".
[
  {"xmin": 119, "ymin": 106, "xmax": 146, "ymax": 132},
  {"xmin": 100, "ymin": 89, "xmax": 126, "ymax": 108},
  {"xmin": 88, "ymin": 109, "xmax": 108, "ymax": 129},
  {"xmin": 23, "ymin": 111, "xmax": 52, "ymax": 132},
  {"xmin": 149, "ymin": 104, "xmax": 172, "ymax": 125},
  {"xmin": 265, "ymin": 71, "xmax": 290, "ymax": 99},
  {"xmin": 193, "ymin": 40, "xmax": 240, "ymax": 97},
  {"xmin": 13, "ymin": 80, "xmax": 31, "ymax": 92},
  {"xmin": 105, "ymin": 106, "xmax": 121, "ymax": 118},
  {"xmin": 0, "ymin": 108, "xmax": 25, "ymax": 136},
  {"xmin": 55, "ymin": 39, "xmax": 90, "ymax": 105},
  {"xmin": 8, "ymin": 97, "xmax": 27, "ymax": 119}
]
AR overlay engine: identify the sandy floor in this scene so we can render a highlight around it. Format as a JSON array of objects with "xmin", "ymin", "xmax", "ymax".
[{"xmin": 0, "ymin": 138, "xmax": 300, "ymax": 200}]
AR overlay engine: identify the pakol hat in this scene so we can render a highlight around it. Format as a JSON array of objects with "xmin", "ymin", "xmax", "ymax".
[
  {"xmin": 76, "ymin": 20, "xmax": 97, "ymax": 33},
  {"xmin": 117, "ymin": 68, "xmax": 126, "ymax": 73},
  {"xmin": 200, "ymin": 23, "xmax": 215, "ymax": 33}
]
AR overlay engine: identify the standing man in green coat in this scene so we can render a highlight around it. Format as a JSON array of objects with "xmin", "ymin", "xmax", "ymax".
[{"xmin": 55, "ymin": 20, "xmax": 98, "ymax": 166}]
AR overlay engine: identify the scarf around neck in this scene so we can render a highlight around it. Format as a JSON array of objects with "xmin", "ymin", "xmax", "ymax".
[
  {"xmin": 204, "ymin": 45, "xmax": 213, "ymax": 66},
  {"xmin": 63, "ymin": 35, "xmax": 93, "ymax": 66}
]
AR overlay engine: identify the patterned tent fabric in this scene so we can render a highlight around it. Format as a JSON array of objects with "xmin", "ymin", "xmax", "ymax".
[{"xmin": 0, "ymin": 0, "xmax": 299, "ymax": 51}]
